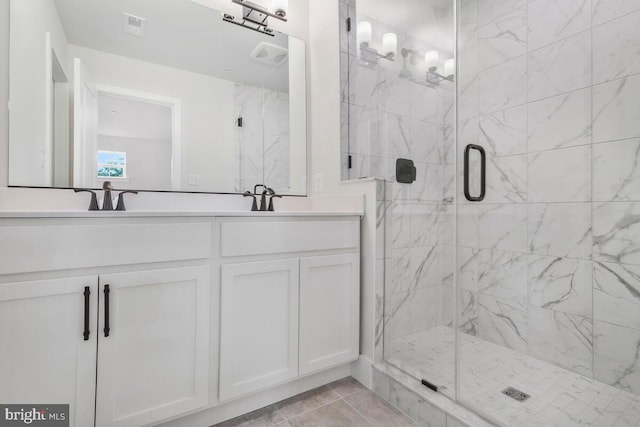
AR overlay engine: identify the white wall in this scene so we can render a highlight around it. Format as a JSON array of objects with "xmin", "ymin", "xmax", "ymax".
[
  {"xmin": 69, "ymin": 45, "xmax": 237, "ymax": 193},
  {"xmin": 308, "ymin": 0, "xmax": 378, "ymax": 384},
  {"xmin": 98, "ymin": 135, "xmax": 172, "ymax": 191},
  {"xmin": 9, "ymin": 0, "xmax": 69, "ymax": 186}
]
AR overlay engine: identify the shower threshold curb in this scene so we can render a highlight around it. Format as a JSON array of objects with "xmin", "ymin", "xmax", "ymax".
[{"xmin": 373, "ymin": 362, "xmax": 496, "ymax": 427}]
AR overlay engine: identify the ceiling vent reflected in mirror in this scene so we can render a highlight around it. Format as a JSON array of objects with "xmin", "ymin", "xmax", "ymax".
[
  {"xmin": 123, "ymin": 12, "xmax": 146, "ymax": 38},
  {"xmin": 250, "ymin": 42, "xmax": 288, "ymax": 67}
]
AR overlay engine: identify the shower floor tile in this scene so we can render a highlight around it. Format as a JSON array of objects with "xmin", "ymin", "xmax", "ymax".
[{"xmin": 388, "ymin": 326, "xmax": 640, "ymax": 427}]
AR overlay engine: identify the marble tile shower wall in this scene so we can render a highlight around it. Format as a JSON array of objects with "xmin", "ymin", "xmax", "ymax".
[
  {"xmin": 456, "ymin": 0, "xmax": 640, "ymax": 396},
  {"xmin": 338, "ymin": 0, "xmax": 456, "ymax": 358},
  {"xmin": 234, "ymin": 84, "xmax": 290, "ymax": 193}
]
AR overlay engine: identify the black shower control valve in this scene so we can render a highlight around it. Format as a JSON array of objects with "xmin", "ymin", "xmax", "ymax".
[{"xmin": 396, "ymin": 158, "xmax": 417, "ymax": 184}]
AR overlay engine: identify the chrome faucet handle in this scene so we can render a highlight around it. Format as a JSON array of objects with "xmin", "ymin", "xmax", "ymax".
[
  {"xmin": 116, "ymin": 191, "xmax": 139, "ymax": 211},
  {"xmin": 74, "ymin": 189, "xmax": 99, "ymax": 211}
]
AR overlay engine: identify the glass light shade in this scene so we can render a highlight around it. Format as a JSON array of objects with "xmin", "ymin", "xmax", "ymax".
[
  {"xmin": 382, "ymin": 33, "xmax": 397, "ymax": 57},
  {"xmin": 444, "ymin": 58, "xmax": 455, "ymax": 76},
  {"xmin": 357, "ymin": 21, "xmax": 372, "ymax": 46},
  {"xmin": 271, "ymin": 0, "xmax": 288, "ymax": 17},
  {"xmin": 425, "ymin": 50, "xmax": 439, "ymax": 70}
]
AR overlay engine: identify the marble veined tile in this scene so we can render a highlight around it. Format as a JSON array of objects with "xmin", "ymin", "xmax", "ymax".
[
  {"xmin": 479, "ymin": 56, "xmax": 527, "ymax": 114},
  {"xmin": 410, "ymin": 120, "xmax": 441, "ymax": 165},
  {"xmin": 457, "ymin": 205, "xmax": 479, "ymax": 248},
  {"xmin": 347, "ymin": 56, "xmax": 379, "ymax": 108},
  {"xmin": 593, "ymin": 0, "xmax": 640, "ymax": 26},
  {"xmin": 378, "ymin": 68, "xmax": 412, "ymax": 117},
  {"xmin": 457, "ymin": 247, "xmax": 479, "ymax": 292},
  {"xmin": 593, "ymin": 139, "xmax": 640, "ymax": 202},
  {"xmin": 594, "ymin": 261, "xmax": 640, "ymax": 329},
  {"xmin": 528, "ymin": 0, "xmax": 591, "ymax": 51},
  {"xmin": 478, "ymin": 0, "xmax": 527, "ymax": 27},
  {"xmin": 595, "ymin": 321, "xmax": 640, "ymax": 395},
  {"xmin": 478, "ymin": 294, "xmax": 528, "ymax": 352},
  {"xmin": 593, "ymin": 74, "xmax": 640, "ymax": 144},
  {"xmin": 593, "ymin": 10, "xmax": 640, "ymax": 85},
  {"xmin": 528, "ymin": 255, "xmax": 593, "ymax": 317},
  {"xmin": 479, "ymin": 204, "xmax": 528, "ymax": 253},
  {"xmin": 529, "ymin": 203, "xmax": 592, "ymax": 259},
  {"xmin": 478, "ymin": 105, "xmax": 527, "ymax": 157},
  {"xmin": 458, "ymin": 289, "xmax": 479, "ymax": 336},
  {"xmin": 527, "ymin": 88, "xmax": 592, "ymax": 153},
  {"xmin": 457, "ymin": 68, "xmax": 479, "ymax": 121},
  {"xmin": 593, "ymin": 202, "xmax": 640, "ymax": 265},
  {"xmin": 478, "ymin": 8, "xmax": 527, "ymax": 70},
  {"xmin": 478, "ymin": 249, "xmax": 528, "ymax": 303},
  {"xmin": 528, "ymin": 145, "xmax": 592, "ymax": 203},
  {"xmin": 379, "ymin": 112, "xmax": 411, "ymax": 159},
  {"xmin": 485, "ymin": 154, "xmax": 527, "ymax": 203},
  {"xmin": 528, "ymin": 31, "xmax": 591, "ymax": 103},
  {"xmin": 409, "ymin": 82, "xmax": 440, "ymax": 124},
  {"xmin": 528, "ymin": 307, "xmax": 593, "ymax": 377},
  {"xmin": 343, "ymin": 104, "xmax": 378, "ymax": 156}
]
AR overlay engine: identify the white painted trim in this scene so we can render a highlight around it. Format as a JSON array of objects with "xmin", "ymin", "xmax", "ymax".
[
  {"xmin": 350, "ymin": 356, "xmax": 373, "ymax": 389},
  {"xmin": 93, "ymin": 84, "xmax": 182, "ymax": 190}
]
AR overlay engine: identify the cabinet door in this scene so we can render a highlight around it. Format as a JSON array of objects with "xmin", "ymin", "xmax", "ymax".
[
  {"xmin": 0, "ymin": 276, "xmax": 98, "ymax": 427},
  {"xmin": 95, "ymin": 266, "xmax": 210, "ymax": 427},
  {"xmin": 299, "ymin": 254, "xmax": 359, "ymax": 375},
  {"xmin": 219, "ymin": 259, "xmax": 299, "ymax": 401}
]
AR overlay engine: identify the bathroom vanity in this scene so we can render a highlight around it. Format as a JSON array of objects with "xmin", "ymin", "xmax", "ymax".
[{"xmin": 0, "ymin": 212, "xmax": 361, "ymax": 427}]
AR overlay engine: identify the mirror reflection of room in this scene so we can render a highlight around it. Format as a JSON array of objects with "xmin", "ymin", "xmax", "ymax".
[{"xmin": 8, "ymin": 0, "xmax": 306, "ymax": 195}]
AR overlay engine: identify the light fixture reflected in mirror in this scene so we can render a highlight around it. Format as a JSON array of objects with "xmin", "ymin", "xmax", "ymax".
[
  {"xmin": 357, "ymin": 21, "xmax": 397, "ymax": 66},
  {"xmin": 400, "ymin": 48, "xmax": 454, "ymax": 88},
  {"xmin": 222, "ymin": 0, "xmax": 288, "ymax": 36}
]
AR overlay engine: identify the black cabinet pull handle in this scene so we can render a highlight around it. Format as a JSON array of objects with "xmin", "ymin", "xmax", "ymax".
[
  {"xmin": 103, "ymin": 285, "xmax": 110, "ymax": 337},
  {"xmin": 83, "ymin": 286, "xmax": 90, "ymax": 341},
  {"xmin": 464, "ymin": 144, "xmax": 486, "ymax": 202}
]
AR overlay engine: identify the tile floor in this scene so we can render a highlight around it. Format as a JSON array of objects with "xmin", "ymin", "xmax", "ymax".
[
  {"xmin": 212, "ymin": 377, "xmax": 418, "ymax": 427},
  {"xmin": 388, "ymin": 326, "xmax": 640, "ymax": 427}
]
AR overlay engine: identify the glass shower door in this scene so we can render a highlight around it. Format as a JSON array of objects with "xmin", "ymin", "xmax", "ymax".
[{"xmin": 455, "ymin": 0, "xmax": 640, "ymax": 425}]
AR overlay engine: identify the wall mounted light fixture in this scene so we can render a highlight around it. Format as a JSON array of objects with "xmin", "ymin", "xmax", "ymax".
[
  {"xmin": 223, "ymin": 0, "xmax": 288, "ymax": 36},
  {"xmin": 357, "ymin": 21, "xmax": 397, "ymax": 66},
  {"xmin": 400, "ymin": 48, "xmax": 454, "ymax": 88}
]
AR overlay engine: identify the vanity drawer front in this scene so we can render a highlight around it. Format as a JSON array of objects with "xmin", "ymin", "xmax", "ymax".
[
  {"xmin": 220, "ymin": 219, "xmax": 360, "ymax": 257},
  {"xmin": 0, "ymin": 223, "xmax": 212, "ymax": 275}
]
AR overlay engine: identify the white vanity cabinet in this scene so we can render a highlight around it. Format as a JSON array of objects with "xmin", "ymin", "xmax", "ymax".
[
  {"xmin": 0, "ymin": 219, "xmax": 213, "ymax": 427},
  {"xmin": 299, "ymin": 254, "xmax": 359, "ymax": 375},
  {"xmin": 219, "ymin": 259, "xmax": 300, "ymax": 401},
  {"xmin": 0, "ymin": 276, "xmax": 99, "ymax": 427},
  {"xmin": 95, "ymin": 266, "xmax": 210, "ymax": 427},
  {"xmin": 217, "ymin": 217, "xmax": 360, "ymax": 402},
  {"xmin": 0, "ymin": 213, "xmax": 361, "ymax": 426}
]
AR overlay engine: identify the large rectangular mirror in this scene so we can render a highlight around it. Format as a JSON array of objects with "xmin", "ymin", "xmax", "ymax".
[{"xmin": 8, "ymin": 0, "xmax": 307, "ymax": 195}]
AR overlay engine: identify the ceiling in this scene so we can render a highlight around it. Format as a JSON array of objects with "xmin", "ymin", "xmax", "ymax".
[
  {"xmin": 98, "ymin": 94, "xmax": 173, "ymax": 141},
  {"xmin": 358, "ymin": 0, "xmax": 454, "ymax": 53},
  {"xmin": 52, "ymin": 0, "xmax": 290, "ymax": 92}
]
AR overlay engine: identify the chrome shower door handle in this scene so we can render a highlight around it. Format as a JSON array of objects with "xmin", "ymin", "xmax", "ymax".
[{"xmin": 464, "ymin": 144, "xmax": 486, "ymax": 202}]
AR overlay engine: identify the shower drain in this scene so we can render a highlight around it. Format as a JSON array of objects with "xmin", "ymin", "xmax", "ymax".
[{"xmin": 502, "ymin": 387, "xmax": 530, "ymax": 402}]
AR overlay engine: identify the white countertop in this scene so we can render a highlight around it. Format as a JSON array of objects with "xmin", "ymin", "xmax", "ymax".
[{"xmin": 0, "ymin": 210, "xmax": 364, "ymax": 218}]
